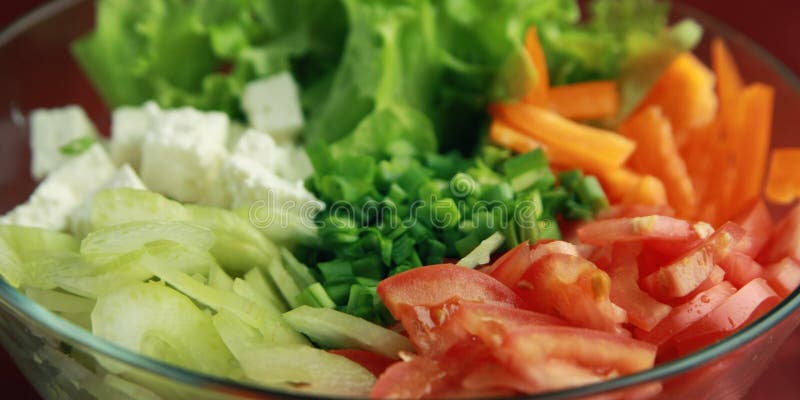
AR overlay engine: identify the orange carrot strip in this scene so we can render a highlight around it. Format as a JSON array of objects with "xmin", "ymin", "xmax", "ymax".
[
  {"xmin": 549, "ymin": 81, "xmax": 620, "ymax": 121},
  {"xmin": 623, "ymin": 175, "xmax": 669, "ymax": 207},
  {"xmin": 522, "ymin": 26, "xmax": 549, "ymax": 106},
  {"xmin": 765, "ymin": 148, "xmax": 800, "ymax": 204},
  {"xmin": 495, "ymin": 103, "xmax": 636, "ymax": 171},
  {"xmin": 598, "ymin": 168, "xmax": 667, "ymax": 206},
  {"xmin": 620, "ymin": 106, "xmax": 697, "ymax": 219},
  {"xmin": 725, "ymin": 83, "xmax": 775, "ymax": 219},
  {"xmin": 636, "ymin": 53, "xmax": 717, "ymax": 148},
  {"xmin": 711, "ymin": 37, "xmax": 744, "ymax": 116},
  {"xmin": 489, "ymin": 119, "xmax": 546, "ymax": 154}
]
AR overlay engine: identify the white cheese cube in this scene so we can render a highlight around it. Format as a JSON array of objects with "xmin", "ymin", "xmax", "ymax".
[
  {"xmin": 109, "ymin": 101, "xmax": 160, "ymax": 169},
  {"xmin": 221, "ymin": 155, "xmax": 323, "ymax": 213},
  {"xmin": 69, "ymin": 164, "xmax": 147, "ymax": 237},
  {"xmin": 2, "ymin": 144, "xmax": 115, "ymax": 230},
  {"xmin": 241, "ymin": 72, "xmax": 304, "ymax": 142},
  {"xmin": 232, "ymin": 129, "xmax": 279, "ymax": 172},
  {"xmin": 226, "ymin": 121, "xmax": 248, "ymax": 151},
  {"xmin": 273, "ymin": 145, "xmax": 314, "ymax": 181},
  {"xmin": 139, "ymin": 107, "xmax": 229, "ymax": 205},
  {"xmin": 30, "ymin": 105, "xmax": 99, "ymax": 180}
]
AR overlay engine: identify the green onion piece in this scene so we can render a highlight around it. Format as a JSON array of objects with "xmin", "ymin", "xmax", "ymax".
[
  {"xmin": 457, "ymin": 231, "xmax": 505, "ymax": 268},
  {"xmin": 59, "ymin": 136, "xmax": 97, "ymax": 156},
  {"xmin": 298, "ymin": 282, "xmax": 337, "ymax": 309}
]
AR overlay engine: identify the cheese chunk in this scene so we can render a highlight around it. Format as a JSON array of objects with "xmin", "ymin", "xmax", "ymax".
[
  {"xmin": 232, "ymin": 129, "xmax": 313, "ymax": 181},
  {"xmin": 69, "ymin": 164, "xmax": 147, "ymax": 237},
  {"xmin": 30, "ymin": 105, "xmax": 98, "ymax": 180},
  {"xmin": 139, "ymin": 107, "xmax": 229, "ymax": 205},
  {"xmin": 221, "ymin": 155, "xmax": 322, "ymax": 213},
  {"xmin": 241, "ymin": 73, "xmax": 304, "ymax": 142},
  {"xmin": 2, "ymin": 144, "xmax": 115, "ymax": 230},
  {"xmin": 109, "ymin": 101, "xmax": 160, "ymax": 169}
]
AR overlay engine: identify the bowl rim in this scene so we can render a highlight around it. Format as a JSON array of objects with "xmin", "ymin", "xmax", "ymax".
[{"xmin": 1, "ymin": 0, "xmax": 800, "ymax": 399}]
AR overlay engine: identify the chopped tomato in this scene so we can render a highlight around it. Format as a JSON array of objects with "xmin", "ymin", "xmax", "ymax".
[
  {"xmin": 370, "ymin": 356, "xmax": 446, "ymax": 399},
  {"xmin": 596, "ymin": 204, "xmax": 676, "ymax": 220},
  {"xmin": 759, "ymin": 203, "xmax": 800, "ymax": 264},
  {"xmin": 719, "ymin": 251, "xmax": 764, "ymax": 288},
  {"xmin": 642, "ymin": 246, "xmax": 713, "ymax": 299},
  {"xmin": 636, "ymin": 281, "xmax": 736, "ymax": 346},
  {"xmin": 608, "ymin": 257, "xmax": 672, "ymax": 331},
  {"xmin": 529, "ymin": 240, "xmax": 578, "ymax": 263},
  {"xmin": 453, "ymin": 302, "xmax": 568, "ymax": 347},
  {"xmin": 377, "ymin": 264, "xmax": 524, "ymax": 315},
  {"xmin": 763, "ymin": 257, "xmax": 800, "ymax": 298},
  {"xmin": 732, "ymin": 200, "xmax": 774, "ymax": 257},
  {"xmin": 329, "ymin": 349, "xmax": 396, "ymax": 377},
  {"xmin": 669, "ymin": 278, "xmax": 779, "ymax": 356},
  {"xmin": 577, "ymin": 215, "xmax": 693, "ymax": 246},
  {"xmin": 515, "ymin": 254, "xmax": 628, "ymax": 335},
  {"xmin": 498, "ymin": 326, "xmax": 656, "ymax": 377},
  {"xmin": 489, "ymin": 242, "xmax": 531, "ymax": 288}
]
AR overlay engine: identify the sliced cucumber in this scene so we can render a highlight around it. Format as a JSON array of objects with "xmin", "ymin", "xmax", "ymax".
[
  {"xmin": 236, "ymin": 345, "xmax": 375, "ymax": 397},
  {"xmin": 80, "ymin": 221, "xmax": 214, "ymax": 256},
  {"xmin": 283, "ymin": 305, "xmax": 414, "ymax": 359},
  {"xmin": 209, "ymin": 263, "xmax": 234, "ymax": 291},
  {"xmin": 233, "ymin": 204, "xmax": 319, "ymax": 247},
  {"xmin": 0, "ymin": 236, "xmax": 22, "ymax": 287},
  {"xmin": 0, "ymin": 225, "xmax": 79, "ymax": 260},
  {"xmin": 280, "ymin": 248, "xmax": 317, "ymax": 289},
  {"xmin": 186, "ymin": 205, "xmax": 279, "ymax": 274},
  {"xmin": 265, "ymin": 259, "xmax": 303, "ymax": 309},
  {"xmin": 297, "ymin": 282, "xmax": 337, "ymax": 309},
  {"xmin": 24, "ymin": 288, "xmax": 95, "ymax": 313},
  {"xmin": 90, "ymin": 188, "xmax": 189, "ymax": 230},
  {"xmin": 243, "ymin": 268, "xmax": 287, "ymax": 312},
  {"xmin": 233, "ymin": 278, "xmax": 286, "ymax": 312}
]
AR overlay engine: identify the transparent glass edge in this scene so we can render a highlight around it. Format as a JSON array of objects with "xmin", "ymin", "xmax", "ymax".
[{"xmin": 0, "ymin": 0, "xmax": 798, "ymax": 399}]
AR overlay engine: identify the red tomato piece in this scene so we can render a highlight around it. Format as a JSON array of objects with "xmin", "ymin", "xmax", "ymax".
[
  {"xmin": 370, "ymin": 356, "xmax": 446, "ymax": 399},
  {"xmin": 596, "ymin": 204, "xmax": 676, "ymax": 219},
  {"xmin": 669, "ymin": 278, "xmax": 779, "ymax": 356},
  {"xmin": 529, "ymin": 240, "xmax": 579, "ymax": 263},
  {"xmin": 393, "ymin": 301, "xmax": 468, "ymax": 357},
  {"xmin": 719, "ymin": 251, "xmax": 764, "ymax": 288},
  {"xmin": 733, "ymin": 200, "xmax": 774, "ymax": 257},
  {"xmin": 642, "ymin": 246, "xmax": 713, "ymax": 299},
  {"xmin": 675, "ymin": 264, "xmax": 726, "ymax": 304},
  {"xmin": 763, "ymin": 257, "xmax": 800, "ymax": 298},
  {"xmin": 498, "ymin": 326, "xmax": 657, "ymax": 377},
  {"xmin": 377, "ymin": 264, "xmax": 524, "ymax": 315},
  {"xmin": 453, "ymin": 302, "xmax": 568, "ymax": 347},
  {"xmin": 759, "ymin": 203, "xmax": 800, "ymax": 264},
  {"xmin": 577, "ymin": 215, "xmax": 693, "ymax": 246},
  {"xmin": 488, "ymin": 242, "xmax": 531, "ymax": 287},
  {"xmin": 328, "ymin": 349, "xmax": 396, "ymax": 377},
  {"xmin": 515, "ymin": 254, "xmax": 628, "ymax": 335},
  {"xmin": 636, "ymin": 281, "xmax": 736, "ymax": 346},
  {"xmin": 608, "ymin": 257, "xmax": 672, "ymax": 331}
]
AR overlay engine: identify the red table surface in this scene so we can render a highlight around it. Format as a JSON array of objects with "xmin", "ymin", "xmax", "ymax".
[{"xmin": 0, "ymin": 1, "xmax": 798, "ymax": 399}]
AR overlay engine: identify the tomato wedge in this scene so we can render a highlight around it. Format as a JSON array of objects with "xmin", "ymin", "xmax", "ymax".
[
  {"xmin": 642, "ymin": 246, "xmax": 713, "ymax": 299},
  {"xmin": 759, "ymin": 203, "xmax": 800, "ymax": 264},
  {"xmin": 719, "ymin": 251, "xmax": 764, "ymax": 288},
  {"xmin": 732, "ymin": 200, "xmax": 774, "ymax": 257},
  {"xmin": 596, "ymin": 204, "xmax": 676, "ymax": 219},
  {"xmin": 636, "ymin": 281, "xmax": 736, "ymax": 346},
  {"xmin": 515, "ymin": 254, "xmax": 627, "ymax": 335},
  {"xmin": 329, "ymin": 349, "xmax": 396, "ymax": 377},
  {"xmin": 577, "ymin": 215, "xmax": 693, "ymax": 246},
  {"xmin": 529, "ymin": 240, "xmax": 579, "ymax": 263},
  {"xmin": 453, "ymin": 302, "xmax": 568, "ymax": 347},
  {"xmin": 370, "ymin": 356, "xmax": 446, "ymax": 399},
  {"xmin": 669, "ymin": 278, "xmax": 779, "ymax": 356},
  {"xmin": 489, "ymin": 242, "xmax": 531, "ymax": 288},
  {"xmin": 763, "ymin": 257, "xmax": 800, "ymax": 298},
  {"xmin": 608, "ymin": 257, "xmax": 672, "ymax": 331}
]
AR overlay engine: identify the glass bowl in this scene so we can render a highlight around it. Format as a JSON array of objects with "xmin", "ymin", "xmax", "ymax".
[{"xmin": 1, "ymin": 1, "xmax": 799, "ymax": 399}]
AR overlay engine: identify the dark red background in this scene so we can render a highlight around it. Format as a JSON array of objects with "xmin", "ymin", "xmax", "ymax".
[{"xmin": 1, "ymin": 0, "xmax": 798, "ymax": 399}]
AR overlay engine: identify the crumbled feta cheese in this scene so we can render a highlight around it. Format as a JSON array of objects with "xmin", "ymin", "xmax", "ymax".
[
  {"xmin": 232, "ymin": 129, "xmax": 279, "ymax": 172},
  {"xmin": 109, "ymin": 101, "xmax": 160, "ymax": 169},
  {"xmin": 139, "ymin": 107, "xmax": 229, "ymax": 205},
  {"xmin": 1, "ymin": 144, "xmax": 115, "ymax": 230},
  {"xmin": 221, "ymin": 155, "xmax": 323, "ymax": 213},
  {"xmin": 241, "ymin": 72, "xmax": 304, "ymax": 142},
  {"xmin": 30, "ymin": 105, "xmax": 98, "ymax": 180},
  {"xmin": 226, "ymin": 121, "xmax": 248, "ymax": 151},
  {"xmin": 69, "ymin": 164, "xmax": 147, "ymax": 237},
  {"xmin": 273, "ymin": 145, "xmax": 314, "ymax": 181}
]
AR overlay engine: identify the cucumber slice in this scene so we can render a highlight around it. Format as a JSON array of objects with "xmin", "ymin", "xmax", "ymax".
[
  {"xmin": 236, "ymin": 345, "xmax": 375, "ymax": 397},
  {"xmin": 24, "ymin": 288, "xmax": 95, "ymax": 313},
  {"xmin": 265, "ymin": 259, "xmax": 303, "ymax": 309},
  {"xmin": 212, "ymin": 310, "xmax": 267, "ymax": 357},
  {"xmin": 280, "ymin": 248, "xmax": 317, "ymax": 289},
  {"xmin": 92, "ymin": 282, "xmax": 234, "ymax": 376},
  {"xmin": 297, "ymin": 283, "xmax": 337, "ymax": 309},
  {"xmin": 186, "ymin": 205, "xmax": 279, "ymax": 274},
  {"xmin": 243, "ymin": 268, "xmax": 287, "ymax": 312},
  {"xmin": 235, "ymin": 204, "xmax": 319, "ymax": 248},
  {"xmin": 89, "ymin": 188, "xmax": 189, "ymax": 231},
  {"xmin": 0, "ymin": 225, "xmax": 79, "ymax": 259},
  {"xmin": 81, "ymin": 221, "xmax": 214, "ymax": 256},
  {"xmin": 233, "ymin": 278, "xmax": 287, "ymax": 312},
  {"xmin": 283, "ymin": 305, "xmax": 414, "ymax": 359},
  {"xmin": 0, "ymin": 236, "xmax": 22, "ymax": 287},
  {"xmin": 209, "ymin": 263, "xmax": 234, "ymax": 291}
]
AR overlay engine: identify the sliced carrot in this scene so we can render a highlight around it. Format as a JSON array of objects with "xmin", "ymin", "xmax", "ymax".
[
  {"xmin": 725, "ymin": 83, "xmax": 775, "ymax": 218},
  {"xmin": 620, "ymin": 106, "xmax": 697, "ymax": 219},
  {"xmin": 682, "ymin": 119, "xmax": 721, "ymax": 210},
  {"xmin": 598, "ymin": 168, "xmax": 667, "ymax": 206},
  {"xmin": 548, "ymin": 81, "xmax": 620, "ymax": 121},
  {"xmin": 635, "ymin": 53, "xmax": 717, "ymax": 148},
  {"xmin": 522, "ymin": 26, "xmax": 549, "ymax": 106},
  {"xmin": 495, "ymin": 103, "xmax": 636, "ymax": 171},
  {"xmin": 489, "ymin": 119, "xmax": 546, "ymax": 154},
  {"xmin": 765, "ymin": 148, "xmax": 800, "ymax": 204},
  {"xmin": 711, "ymin": 37, "xmax": 744, "ymax": 117}
]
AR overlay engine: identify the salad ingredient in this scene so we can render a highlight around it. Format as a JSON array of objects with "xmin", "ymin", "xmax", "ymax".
[
  {"xmin": 29, "ymin": 106, "xmax": 99, "ymax": 180},
  {"xmin": 766, "ymin": 148, "xmax": 800, "ymax": 204},
  {"xmin": 241, "ymin": 72, "xmax": 304, "ymax": 142},
  {"xmin": 283, "ymin": 305, "xmax": 414, "ymax": 359},
  {"xmin": 763, "ymin": 258, "xmax": 800, "ymax": 298},
  {"xmin": 457, "ymin": 231, "xmax": 506, "ymax": 268},
  {"xmin": 108, "ymin": 102, "xmax": 160, "ymax": 169},
  {"xmin": 547, "ymin": 80, "xmax": 620, "ymax": 120},
  {"xmin": 69, "ymin": 164, "xmax": 148, "ymax": 238}
]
